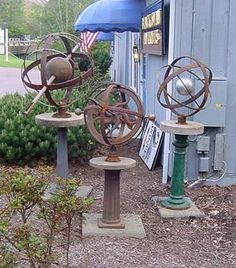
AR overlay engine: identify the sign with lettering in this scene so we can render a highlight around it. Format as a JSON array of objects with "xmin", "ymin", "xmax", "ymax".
[
  {"xmin": 139, "ymin": 120, "xmax": 164, "ymax": 170},
  {"xmin": 141, "ymin": 1, "xmax": 166, "ymax": 55}
]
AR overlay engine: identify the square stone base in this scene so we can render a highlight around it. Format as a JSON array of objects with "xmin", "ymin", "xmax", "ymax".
[
  {"xmin": 43, "ymin": 183, "xmax": 92, "ymax": 200},
  {"xmin": 82, "ymin": 213, "xmax": 146, "ymax": 238},
  {"xmin": 152, "ymin": 196, "xmax": 204, "ymax": 218}
]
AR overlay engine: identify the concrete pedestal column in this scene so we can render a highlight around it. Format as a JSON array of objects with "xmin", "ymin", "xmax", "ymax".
[
  {"xmin": 35, "ymin": 112, "xmax": 93, "ymax": 200},
  {"xmin": 89, "ymin": 156, "xmax": 136, "ymax": 229},
  {"xmin": 56, "ymin": 128, "xmax": 69, "ymax": 178},
  {"xmin": 102, "ymin": 170, "xmax": 121, "ymax": 225},
  {"xmin": 35, "ymin": 112, "xmax": 84, "ymax": 178}
]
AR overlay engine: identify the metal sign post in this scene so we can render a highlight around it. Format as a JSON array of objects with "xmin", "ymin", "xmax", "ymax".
[
  {"xmin": 0, "ymin": 28, "xmax": 4, "ymax": 55},
  {"xmin": 0, "ymin": 24, "xmax": 8, "ymax": 62},
  {"xmin": 5, "ymin": 27, "xmax": 8, "ymax": 62}
]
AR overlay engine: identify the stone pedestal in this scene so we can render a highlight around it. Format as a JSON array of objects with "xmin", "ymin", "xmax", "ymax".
[
  {"xmin": 160, "ymin": 120, "xmax": 204, "ymax": 136},
  {"xmin": 157, "ymin": 120, "xmax": 204, "ymax": 216},
  {"xmin": 35, "ymin": 112, "xmax": 92, "ymax": 199},
  {"xmin": 83, "ymin": 156, "xmax": 146, "ymax": 238},
  {"xmin": 98, "ymin": 169, "xmax": 123, "ymax": 228},
  {"xmin": 35, "ymin": 112, "xmax": 84, "ymax": 178}
]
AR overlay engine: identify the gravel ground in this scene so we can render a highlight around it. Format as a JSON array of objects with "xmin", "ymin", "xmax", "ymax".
[
  {"xmin": 1, "ymin": 142, "xmax": 236, "ymax": 268},
  {"xmin": 65, "ymin": 143, "xmax": 236, "ymax": 268}
]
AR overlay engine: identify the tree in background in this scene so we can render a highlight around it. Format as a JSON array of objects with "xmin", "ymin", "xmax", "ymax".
[
  {"xmin": 0, "ymin": 0, "xmax": 113, "ymax": 76},
  {"xmin": 0, "ymin": 0, "xmax": 28, "ymax": 37},
  {"xmin": 0, "ymin": 0, "xmax": 93, "ymax": 38},
  {"xmin": 26, "ymin": 0, "xmax": 92, "ymax": 37}
]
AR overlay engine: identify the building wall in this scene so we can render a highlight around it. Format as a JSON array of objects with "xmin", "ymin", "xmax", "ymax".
[
  {"xmin": 141, "ymin": 0, "xmax": 236, "ymax": 185},
  {"xmin": 172, "ymin": 0, "xmax": 235, "ymax": 185},
  {"xmin": 111, "ymin": 0, "xmax": 236, "ymax": 185}
]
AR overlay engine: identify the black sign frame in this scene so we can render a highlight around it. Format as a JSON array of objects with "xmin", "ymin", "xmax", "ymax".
[{"xmin": 141, "ymin": 0, "xmax": 169, "ymax": 56}]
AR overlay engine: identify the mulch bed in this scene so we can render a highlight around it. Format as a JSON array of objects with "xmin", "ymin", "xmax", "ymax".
[
  {"xmin": 67, "ymin": 142, "xmax": 236, "ymax": 268},
  {"xmin": 1, "ymin": 142, "xmax": 236, "ymax": 267}
]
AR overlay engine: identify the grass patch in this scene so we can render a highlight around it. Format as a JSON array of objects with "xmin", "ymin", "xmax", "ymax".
[{"xmin": 0, "ymin": 54, "xmax": 31, "ymax": 68}]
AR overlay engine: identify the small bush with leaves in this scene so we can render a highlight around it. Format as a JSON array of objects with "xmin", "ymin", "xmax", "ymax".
[
  {"xmin": 79, "ymin": 49, "xmax": 112, "ymax": 75},
  {"xmin": 0, "ymin": 70, "xmax": 109, "ymax": 165},
  {"xmin": 0, "ymin": 168, "xmax": 92, "ymax": 267},
  {"xmin": 92, "ymin": 50, "xmax": 112, "ymax": 75},
  {"xmin": 0, "ymin": 245, "xmax": 17, "ymax": 268}
]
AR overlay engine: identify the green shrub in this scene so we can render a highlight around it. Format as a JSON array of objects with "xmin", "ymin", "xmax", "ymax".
[
  {"xmin": 0, "ymin": 72, "xmax": 107, "ymax": 165},
  {"xmin": 79, "ymin": 48, "xmax": 112, "ymax": 75},
  {"xmin": 92, "ymin": 50, "xmax": 112, "ymax": 75},
  {"xmin": 0, "ymin": 168, "xmax": 92, "ymax": 267}
]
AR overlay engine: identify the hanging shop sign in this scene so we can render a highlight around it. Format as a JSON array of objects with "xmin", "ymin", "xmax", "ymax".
[{"xmin": 141, "ymin": 0, "xmax": 167, "ymax": 55}]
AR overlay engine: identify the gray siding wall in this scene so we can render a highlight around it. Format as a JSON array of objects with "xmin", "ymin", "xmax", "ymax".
[
  {"xmin": 172, "ymin": 0, "xmax": 235, "ymax": 183},
  {"xmin": 142, "ymin": 54, "xmax": 167, "ymax": 123},
  {"xmin": 111, "ymin": 0, "xmax": 236, "ymax": 184},
  {"xmin": 142, "ymin": 0, "xmax": 236, "ymax": 184}
]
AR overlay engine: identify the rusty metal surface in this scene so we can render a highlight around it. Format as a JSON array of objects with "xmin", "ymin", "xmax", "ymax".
[
  {"xmin": 157, "ymin": 56, "xmax": 212, "ymax": 123},
  {"xmin": 21, "ymin": 32, "xmax": 94, "ymax": 116},
  {"xmin": 84, "ymin": 83, "xmax": 144, "ymax": 148}
]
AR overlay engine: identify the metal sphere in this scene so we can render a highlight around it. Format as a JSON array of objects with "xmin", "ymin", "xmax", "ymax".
[
  {"xmin": 22, "ymin": 32, "xmax": 94, "ymax": 114},
  {"xmin": 46, "ymin": 57, "xmax": 73, "ymax": 83},
  {"xmin": 84, "ymin": 83, "xmax": 144, "ymax": 147},
  {"xmin": 176, "ymin": 77, "xmax": 193, "ymax": 96},
  {"xmin": 157, "ymin": 56, "xmax": 212, "ymax": 120}
]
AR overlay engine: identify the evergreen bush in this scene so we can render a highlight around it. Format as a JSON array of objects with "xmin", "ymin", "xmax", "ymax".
[
  {"xmin": 0, "ymin": 73, "xmax": 106, "ymax": 165},
  {"xmin": 92, "ymin": 50, "xmax": 112, "ymax": 75},
  {"xmin": 79, "ymin": 47, "xmax": 112, "ymax": 75}
]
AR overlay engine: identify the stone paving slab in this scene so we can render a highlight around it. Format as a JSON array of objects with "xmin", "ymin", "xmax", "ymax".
[
  {"xmin": 152, "ymin": 196, "xmax": 204, "ymax": 218},
  {"xmin": 82, "ymin": 213, "xmax": 146, "ymax": 238},
  {"xmin": 43, "ymin": 183, "xmax": 92, "ymax": 200}
]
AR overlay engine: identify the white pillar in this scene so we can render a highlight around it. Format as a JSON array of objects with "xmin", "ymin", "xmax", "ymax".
[
  {"xmin": 5, "ymin": 28, "xmax": 8, "ymax": 62},
  {"xmin": 162, "ymin": 0, "xmax": 176, "ymax": 184}
]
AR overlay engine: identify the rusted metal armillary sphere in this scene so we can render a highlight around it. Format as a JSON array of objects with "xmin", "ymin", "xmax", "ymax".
[
  {"xmin": 84, "ymin": 83, "xmax": 144, "ymax": 161},
  {"xmin": 157, "ymin": 56, "xmax": 213, "ymax": 123},
  {"xmin": 21, "ymin": 32, "xmax": 94, "ymax": 117}
]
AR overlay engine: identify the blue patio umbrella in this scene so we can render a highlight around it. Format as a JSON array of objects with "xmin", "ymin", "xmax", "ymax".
[
  {"xmin": 97, "ymin": 32, "xmax": 114, "ymax": 41},
  {"xmin": 74, "ymin": 0, "xmax": 145, "ymax": 33}
]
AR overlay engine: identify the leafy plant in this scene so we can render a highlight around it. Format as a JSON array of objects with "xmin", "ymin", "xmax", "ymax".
[
  {"xmin": 92, "ymin": 49, "xmax": 112, "ymax": 75},
  {"xmin": 0, "ymin": 169, "xmax": 49, "ymax": 223},
  {"xmin": 38, "ymin": 178, "xmax": 92, "ymax": 267},
  {"xmin": 0, "ymin": 245, "xmax": 17, "ymax": 268},
  {"xmin": 0, "ymin": 168, "xmax": 92, "ymax": 267},
  {"xmin": 79, "ymin": 49, "xmax": 112, "ymax": 75}
]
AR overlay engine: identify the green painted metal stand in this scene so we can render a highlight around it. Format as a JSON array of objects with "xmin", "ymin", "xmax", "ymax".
[{"xmin": 161, "ymin": 134, "xmax": 190, "ymax": 210}]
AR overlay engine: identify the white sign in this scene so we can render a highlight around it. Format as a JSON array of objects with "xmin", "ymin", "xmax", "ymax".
[
  {"xmin": 0, "ymin": 28, "xmax": 4, "ymax": 54},
  {"xmin": 139, "ymin": 120, "xmax": 164, "ymax": 170}
]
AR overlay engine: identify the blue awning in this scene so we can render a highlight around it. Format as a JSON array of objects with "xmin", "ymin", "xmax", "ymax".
[
  {"xmin": 97, "ymin": 32, "xmax": 114, "ymax": 41},
  {"xmin": 74, "ymin": 0, "xmax": 145, "ymax": 33}
]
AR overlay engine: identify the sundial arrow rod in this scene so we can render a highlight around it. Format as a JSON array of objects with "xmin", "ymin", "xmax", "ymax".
[
  {"xmin": 23, "ymin": 42, "xmax": 80, "ymax": 115},
  {"xmin": 23, "ymin": 75, "xmax": 55, "ymax": 115}
]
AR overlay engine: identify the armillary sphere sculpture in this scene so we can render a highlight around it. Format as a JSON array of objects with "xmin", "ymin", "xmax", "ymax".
[
  {"xmin": 84, "ymin": 83, "xmax": 145, "ymax": 161},
  {"xmin": 157, "ymin": 56, "xmax": 212, "ymax": 124},
  {"xmin": 21, "ymin": 32, "xmax": 94, "ymax": 180},
  {"xmin": 83, "ymin": 83, "xmax": 146, "ymax": 231},
  {"xmin": 157, "ymin": 56, "xmax": 212, "ymax": 211},
  {"xmin": 22, "ymin": 32, "xmax": 94, "ymax": 117}
]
